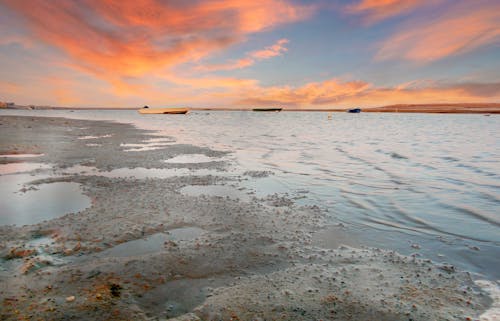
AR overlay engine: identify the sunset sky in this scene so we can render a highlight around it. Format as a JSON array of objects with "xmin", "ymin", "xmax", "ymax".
[{"xmin": 0, "ymin": 0, "xmax": 499, "ymax": 108}]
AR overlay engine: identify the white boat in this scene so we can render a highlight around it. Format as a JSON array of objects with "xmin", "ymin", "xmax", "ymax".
[{"xmin": 138, "ymin": 107, "xmax": 188, "ymax": 114}]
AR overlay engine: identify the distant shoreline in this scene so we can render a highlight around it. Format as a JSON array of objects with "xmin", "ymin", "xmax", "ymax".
[
  {"xmin": 2, "ymin": 103, "xmax": 499, "ymax": 113},
  {"xmin": 358, "ymin": 103, "xmax": 500, "ymax": 114}
]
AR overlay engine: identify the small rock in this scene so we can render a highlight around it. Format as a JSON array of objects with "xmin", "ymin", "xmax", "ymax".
[
  {"xmin": 438, "ymin": 264, "xmax": 456, "ymax": 273},
  {"xmin": 66, "ymin": 296, "xmax": 75, "ymax": 302}
]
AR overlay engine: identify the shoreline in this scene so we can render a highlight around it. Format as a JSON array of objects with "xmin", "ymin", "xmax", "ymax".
[
  {"xmin": 0, "ymin": 115, "xmax": 497, "ymax": 320},
  {"xmin": 2, "ymin": 102, "xmax": 500, "ymax": 114}
]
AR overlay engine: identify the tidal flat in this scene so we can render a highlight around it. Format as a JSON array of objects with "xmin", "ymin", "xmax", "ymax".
[{"xmin": 0, "ymin": 115, "xmax": 495, "ymax": 320}]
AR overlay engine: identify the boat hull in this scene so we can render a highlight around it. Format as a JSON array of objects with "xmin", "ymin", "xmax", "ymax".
[
  {"xmin": 138, "ymin": 108, "xmax": 188, "ymax": 114},
  {"xmin": 252, "ymin": 108, "xmax": 282, "ymax": 112}
]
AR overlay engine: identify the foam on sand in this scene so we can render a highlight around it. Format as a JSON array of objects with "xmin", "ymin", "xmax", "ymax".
[{"xmin": 476, "ymin": 280, "xmax": 500, "ymax": 321}]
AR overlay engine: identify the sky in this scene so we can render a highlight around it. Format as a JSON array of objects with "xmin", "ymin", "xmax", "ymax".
[{"xmin": 0, "ymin": 0, "xmax": 499, "ymax": 108}]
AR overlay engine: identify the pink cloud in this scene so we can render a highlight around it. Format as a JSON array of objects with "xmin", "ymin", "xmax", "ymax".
[
  {"xmin": 250, "ymin": 38, "xmax": 289, "ymax": 59},
  {"xmin": 196, "ymin": 38, "xmax": 289, "ymax": 72},
  {"xmin": 346, "ymin": 0, "xmax": 429, "ymax": 24},
  {"xmin": 376, "ymin": 2, "xmax": 500, "ymax": 62}
]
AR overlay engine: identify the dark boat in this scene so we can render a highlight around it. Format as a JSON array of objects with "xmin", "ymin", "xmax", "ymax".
[
  {"xmin": 252, "ymin": 107, "xmax": 282, "ymax": 112},
  {"xmin": 347, "ymin": 108, "xmax": 361, "ymax": 113}
]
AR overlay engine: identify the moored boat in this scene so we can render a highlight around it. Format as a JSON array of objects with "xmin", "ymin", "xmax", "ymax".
[
  {"xmin": 252, "ymin": 107, "xmax": 282, "ymax": 112},
  {"xmin": 347, "ymin": 108, "xmax": 361, "ymax": 113},
  {"xmin": 138, "ymin": 107, "xmax": 188, "ymax": 114}
]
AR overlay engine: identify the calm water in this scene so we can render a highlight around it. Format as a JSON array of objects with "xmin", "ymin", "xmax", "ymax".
[{"xmin": 1, "ymin": 109, "xmax": 499, "ymax": 279}]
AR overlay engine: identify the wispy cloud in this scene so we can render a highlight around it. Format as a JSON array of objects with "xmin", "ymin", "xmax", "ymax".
[
  {"xmin": 376, "ymin": 1, "xmax": 500, "ymax": 62},
  {"xmin": 197, "ymin": 38, "xmax": 289, "ymax": 72},
  {"xmin": 346, "ymin": 0, "xmax": 430, "ymax": 24},
  {"xmin": 251, "ymin": 38, "xmax": 289, "ymax": 59}
]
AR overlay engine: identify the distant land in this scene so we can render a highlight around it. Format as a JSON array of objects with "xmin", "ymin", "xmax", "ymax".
[
  {"xmin": 1, "ymin": 103, "xmax": 499, "ymax": 113},
  {"xmin": 361, "ymin": 103, "xmax": 500, "ymax": 114}
]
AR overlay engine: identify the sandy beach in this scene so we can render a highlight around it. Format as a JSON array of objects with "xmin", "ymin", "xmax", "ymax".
[{"xmin": 0, "ymin": 115, "xmax": 495, "ymax": 320}]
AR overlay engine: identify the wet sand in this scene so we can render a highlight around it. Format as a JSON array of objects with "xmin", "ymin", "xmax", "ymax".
[{"xmin": 0, "ymin": 115, "xmax": 494, "ymax": 320}]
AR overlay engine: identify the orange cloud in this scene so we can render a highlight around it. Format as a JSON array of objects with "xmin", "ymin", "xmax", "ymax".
[
  {"xmin": 51, "ymin": 89, "xmax": 80, "ymax": 106},
  {"xmin": 239, "ymin": 79, "xmax": 371, "ymax": 107},
  {"xmin": 251, "ymin": 38, "xmax": 289, "ymax": 59},
  {"xmin": 0, "ymin": 81, "xmax": 20, "ymax": 95},
  {"xmin": 236, "ymin": 78, "xmax": 500, "ymax": 108},
  {"xmin": 196, "ymin": 58, "xmax": 255, "ymax": 72},
  {"xmin": 345, "ymin": 82, "xmax": 500, "ymax": 107},
  {"xmin": 376, "ymin": 2, "xmax": 500, "ymax": 62},
  {"xmin": 3, "ymin": 1, "xmax": 313, "ymax": 93},
  {"xmin": 346, "ymin": 0, "xmax": 428, "ymax": 24},
  {"xmin": 197, "ymin": 38, "xmax": 289, "ymax": 72}
]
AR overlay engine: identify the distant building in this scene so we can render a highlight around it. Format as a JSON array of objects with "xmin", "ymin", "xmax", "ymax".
[
  {"xmin": 6, "ymin": 102, "xmax": 15, "ymax": 107},
  {"xmin": 0, "ymin": 102, "xmax": 6, "ymax": 108}
]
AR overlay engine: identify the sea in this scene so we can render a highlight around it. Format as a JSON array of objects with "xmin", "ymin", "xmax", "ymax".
[{"xmin": 1, "ymin": 109, "xmax": 499, "ymax": 282}]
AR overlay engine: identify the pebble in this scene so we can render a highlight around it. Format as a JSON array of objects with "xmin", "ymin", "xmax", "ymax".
[{"xmin": 66, "ymin": 296, "xmax": 75, "ymax": 302}]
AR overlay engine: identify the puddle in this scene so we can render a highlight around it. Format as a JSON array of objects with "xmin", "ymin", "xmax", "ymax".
[
  {"xmin": 241, "ymin": 176, "xmax": 291, "ymax": 198},
  {"xmin": 0, "ymin": 175, "xmax": 91, "ymax": 226},
  {"xmin": 311, "ymin": 225, "xmax": 360, "ymax": 249},
  {"xmin": 0, "ymin": 153, "xmax": 44, "ymax": 158},
  {"xmin": 0, "ymin": 162, "xmax": 51, "ymax": 175},
  {"xmin": 77, "ymin": 134, "xmax": 113, "ymax": 140},
  {"xmin": 137, "ymin": 278, "xmax": 225, "ymax": 319},
  {"xmin": 180, "ymin": 185, "xmax": 250, "ymax": 201},
  {"xmin": 25, "ymin": 236, "xmax": 67, "ymax": 265},
  {"xmin": 121, "ymin": 142, "xmax": 174, "ymax": 149},
  {"xmin": 98, "ymin": 227, "xmax": 205, "ymax": 258},
  {"xmin": 144, "ymin": 137, "xmax": 175, "ymax": 143},
  {"xmin": 165, "ymin": 154, "xmax": 221, "ymax": 164},
  {"xmin": 168, "ymin": 227, "xmax": 205, "ymax": 240},
  {"xmin": 124, "ymin": 145, "xmax": 171, "ymax": 152},
  {"xmin": 0, "ymin": 236, "xmax": 68, "ymax": 275},
  {"xmin": 120, "ymin": 143, "xmax": 151, "ymax": 148},
  {"xmin": 121, "ymin": 139, "xmax": 175, "ymax": 152},
  {"xmin": 27, "ymin": 236, "xmax": 57, "ymax": 251}
]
